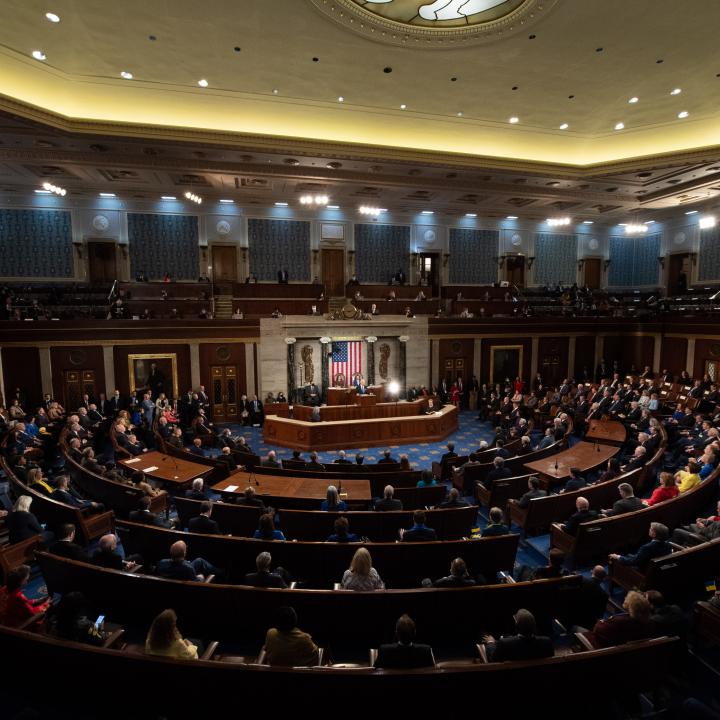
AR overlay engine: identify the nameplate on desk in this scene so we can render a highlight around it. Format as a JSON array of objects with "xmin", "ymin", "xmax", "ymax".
[
  {"xmin": 224, "ymin": 485, "xmax": 239, "ymax": 492},
  {"xmin": 125, "ymin": 458, "xmax": 141, "ymax": 464},
  {"xmin": 142, "ymin": 466, "xmax": 159, "ymax": 472}
]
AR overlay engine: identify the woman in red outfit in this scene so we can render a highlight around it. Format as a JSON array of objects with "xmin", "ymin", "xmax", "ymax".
[
  {"xmin": 644, "ymin": 472, "xmax": 680, "ymax": 506},
  {"xmin": 0, "ymin": 564, "xmax": 50, "ymax": 627},
  {"xmin": 450, "ymin": 382, "xmax": 461, "ymax": 407}
]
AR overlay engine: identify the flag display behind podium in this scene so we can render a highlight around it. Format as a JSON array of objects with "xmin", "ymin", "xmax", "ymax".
[{"xmin": 330, "ymin": 341, "xmax": 362, "ymax": 385}]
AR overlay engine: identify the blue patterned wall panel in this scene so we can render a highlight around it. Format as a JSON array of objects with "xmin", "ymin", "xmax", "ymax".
[
  {"xmin": 699, "ymin": 228, "xmax": 720, "ymax": 281},
  {"xmin": 534, "ymin": 233, "xmax": 577, "ymax": 286},
  {"xmin": 608, "ymin": 233, "xmax": 661, "ymax": 286},
  {"xmin": 128, "ymin": 214, "xmax": 199, "ymax": 280},
  {"xmin": 449, "ymin": 228, "xmax": 499, "ymax": 284},
  {"xmin": 248, "ymin": 219, "xmax": 310, "ymax": 281},
  {"xmin": 355, "ymin": 224, "xmax": 410, "ymax": 283},
  {"xmin": 0, "ymin": 209, "xmax": 73, "ymax": 277}
]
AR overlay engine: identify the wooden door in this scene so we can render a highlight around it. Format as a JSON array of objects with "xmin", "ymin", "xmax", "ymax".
[
  {"xmin": 63, "ymin": 370, "xmax": 96, "ymax": 410},
  {"xmin": 583, "ymin": 258, "xmax": 601, "ymax": 289},
  {"xmin": 505, "ymin": 256, "xmax": 525, "ymax": 288},
  {"xmin": 419, "ymin": 253, "xmax": 440, "ymax": 297},
  {"xmin": 321, "ymin": 248, "xmax": 345, "ymax": 297},
  {"xmin": 211, "ymin": 365, "xmax": 238, "ymax": 422},
  {"xmin": 212, "ymin": 246, "xmax": 238, "ymax": 283},
  {"xmin": 87, "ymin": 242, "xmax": 117, "ymax": 284},
  {"xmin": 668, "ymin": 254, "xmax": 690, "ymax": 295},
  {"xmin": 443, "ymin": 357, "xmax": 467, "ymax": 385}
]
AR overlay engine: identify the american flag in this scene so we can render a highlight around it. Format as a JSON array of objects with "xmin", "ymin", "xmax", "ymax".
[{"xmin": 330, "ymin": 341, "xmax": 362, "ymax": 386}]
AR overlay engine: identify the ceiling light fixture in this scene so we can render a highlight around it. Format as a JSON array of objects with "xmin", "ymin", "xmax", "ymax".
[
  {"xmin": 671, "ymin": 88, "xmax": 682, "ymax": 95},
  {"xmin": 99, "ymin": 193, "xmax": 116, "ymax": 198},
  {"xmin": 120, "ymin": 71, "xmax": 133, "ymax": 79},
  {"xmin": 421, "ymin": 210, "xmax": 434, "ymax": 215},
  {"xmin": 614, "ymin": 122, "xmax": 625, "ymax": 130},
  {"xmin": 506, "ymin": 215, "xmax": 518, "ymax": 220},
  {"xmin": 42, "ymin": 181, "xmax": 66, "ymax": 196},
  {"xmin": 272, "ymin": 88, "xmax": 279, "ymax": 95},
  {"xmin": 337, "ymin": 96, "xmax": 344, "ymax": 103},
  {"xmin": 184, "ymin": 191, "xmax": 202, "ymax": 204},
  {"xmin": 583, "ymin": 220, "xmax": 594, "ymax": 224},
  {"xmin": 678, "ymin": 111, "xmax": 689, "ymax": 119},
  {"xmin": 299, "ymin": 195, "xmax": 329, "ymax": 206},
  {"xmin": 624, "ymin": 223, "xmax": 648, "ymax": 234},
  {"xmin": 685, "ymin": 210, "xmax": 698, "ymax": 215},
  {"xmin": 559, "ymin": 123, "xmax": 569, "ymax": 130},
  {"xmin": 219, "ymin": 199, "xmax": 234, "ymax": 204},
  {"xmin": 465, "ymin": 213, "xmax": 477, "ymax": 217},
  {"xmin": 45, "ymin": 12, "xmax": 60, "ymax": 22},
  {"xmin": 274, "ymin": 202, "xmax": 289, "ymax": 207},
  {"xmin": 327, "ymin": 205, "xmax": 340, "ymax": 209},
  {"xmin": 34, "ymin": 189, "xmax": 51, "ymax": 195},
  {"xmin": 359, "ymin": 206, "xmax": 383, "ymax": 216},
  {"xmin": 509, "ymin": 116, "xmax": 520, "ymax": 124},
  {"xmin": 699, "ymin": 215, "xmax": 717, "ymax": 229},
  {"xmin": 198, "ymin": 79, "xmax": 208, "ymax": 88},
  {"xmin": 628, "ymin": 96, "xmax": 639, "ymax": 103},
  {"xmin": 456, "ymin": 112, "xmax": 463, "ymax": 117},
  {"xmin": 161, "ymin": 196, "xmax": 176, "ymax": 201},
  {"xmin": 32, "ymin": 50, "xmax": 46, "ymax": 61},
  {"xmin": 400, "ymin": 104, "xmax": 407, "ymax": 110},
  {"xmin": 547, "ymin": 217, "xmax": 571, "ymax": 227}
]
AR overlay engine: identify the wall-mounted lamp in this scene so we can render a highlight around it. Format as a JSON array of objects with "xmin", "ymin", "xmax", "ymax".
[
  {"xmin": 656, "ymin": 256, "xmax": 665, "ymax": 269},
  {"xmin": 603, "ymin": 259, "xmax": 612, "ymax": 272}
]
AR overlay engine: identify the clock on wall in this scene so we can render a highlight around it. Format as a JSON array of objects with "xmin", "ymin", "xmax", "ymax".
[{"xmin": 92, "ymin": 215, "xmax": 110, "ymax": 232}]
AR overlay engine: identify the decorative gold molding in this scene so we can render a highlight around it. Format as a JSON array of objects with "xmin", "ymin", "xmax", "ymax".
[
  {"xmin": 128, "ymin": 353, "xmax": 178, "ymax": 399},
  {"xmin": 488, "ymin": 344, "xmax": 524, "ymax": 384}
]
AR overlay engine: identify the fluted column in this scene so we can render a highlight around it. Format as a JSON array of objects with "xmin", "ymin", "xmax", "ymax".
[
  {"xmin": 320, "ymin": 338, "xmax": 331, "ymax": 403},
  {"xmin": 286, "ymin": 338, "xmax": 297, "ymax": 403},
  {"xmin": 366, "ymin": 336, "xmax": 377, "ymax": 385},
  {"xmin": 399, "ymin": 335, "xmax": 408, "ymax": 397}
]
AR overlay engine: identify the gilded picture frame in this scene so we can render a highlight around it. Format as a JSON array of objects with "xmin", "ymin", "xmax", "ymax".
[{"xmin": 128, "ymin": 353, "xmax": 179, "ymax": 399}]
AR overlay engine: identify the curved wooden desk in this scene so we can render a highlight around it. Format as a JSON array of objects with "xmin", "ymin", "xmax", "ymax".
[{"xmin": 263, "ymin": 404, "xmax": 458, "ymax": 451}]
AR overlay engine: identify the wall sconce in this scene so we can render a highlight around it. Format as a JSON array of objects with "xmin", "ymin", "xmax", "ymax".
[
  {"xmin": 603, "ymin": 259, "xmax": 612, "ymax": 272},
  {"xmin": 656, "ymin": 256, "xmax": 665, "ymax": 269},
  {"xmin": 527, "ymin": 256, "xmax": 536, "ymax": 269},
  {"xmin": 443, "ymin": 253, "xmax": 450, "ymax": 267},
  {"xmin": 577, "ymin": 259, "xmax": 585, "ymax": 271}
]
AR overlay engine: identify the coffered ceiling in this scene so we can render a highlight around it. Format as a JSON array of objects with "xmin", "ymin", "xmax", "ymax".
[{"xmin": 0, "ymin": 0, "xmax": 719, "ymax": 167}]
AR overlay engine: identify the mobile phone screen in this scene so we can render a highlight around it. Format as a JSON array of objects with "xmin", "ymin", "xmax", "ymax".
[{"xmin": 94, "ymin": 615, "xmax": 105, "ymax": 628}]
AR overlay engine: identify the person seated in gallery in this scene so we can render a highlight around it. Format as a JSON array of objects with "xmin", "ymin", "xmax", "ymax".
[
  {"xmin": 341, "ymin": 548, "xmax": 385, "ymax": 591},
  {"xmin": 416, "ymin": 470, "xmax": 437, "ymax": 488},
  {"xmin": 326, "ymin": 516, "xmax": 360, "ymax": 543},
  {"xmin": 271, "ymin": 307, "xmax": 283, "ymax": 318},
  {"xmin": 244, "ymin": 552, "xmax": 287, "ymax": 588},
  {"xmin": 374, "ymin": 614, "xmax": 434, "ymax": 669},
  {"xmin": 369, "ymin": 303, "xmax": 380, "ymax": 316},
  {"xmin": 320, "ymin": 485, "xmax": 346, "ymax": 512},
  {"xmin": 333, "ymin": 450, "xmax": 353, "ymax": 465},
  {"xmin": 261, "ymin": 450, "xmax": 281, "ymax": 469},
  {"xmin": 254, "ymin": 513, "xmax": 285, "ymax": 541},
  {"xmin": 481, "ymin": 507, "xmax": 511, "ymax": 537},
  {"xmin": 431, "ymin": 558, "xmax": 476, "ymax": 588},
  {"xmin": 283, "ymin": 449, "xmax": 307, "ymax": 470},
  {"xmin": 306, "ymin": 304, "xmax": 322, "ymax": 316},
  {"xmin": 354, "ymin": 453, "xmax": 369, "ymax": 470},
  {"xmin": 482, "ymin": 609, "xmax": 554, "ymax": 662},
  {"xmin": 306, "ymin": 452, "xmax": 326, "ymax": 472},
  {"xmin": 231, "ymin": 486, "xmax": 266, "ymax": 509},
  {"xmin": 232, "ymin": 308, "xmax": 244, "ymax": 319},
  {"xmin": 303, "ymin": 383, "xmax": 321, "ymax": 406},
  {"xmin": 586, "ymin": 591, "xmax": 655, "ymax": 649},
  {"xmin": 374, "ymin": 485, "xmax": 403, "ymax": 511},
  {"xmin": 145, "ymin": 608, "xmax": 197, "ymax": 660},
  {"xmin": 400, "ymin": 510, "xmax": 437, "ymax": 542},
  {"xmin": 262, "ymin": 606, "xmax": 319, "ymax": 667}
]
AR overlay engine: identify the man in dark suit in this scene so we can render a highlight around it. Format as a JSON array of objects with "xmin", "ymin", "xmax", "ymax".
[
  {"xmin": 374, "ymin": 485, "xmax": 403, "ymax": 511},
  {"xmin": 603, "ymin": 482, "xmax": 644, "ymax": 516},
  {"xmin": 243, "ymin": 551, "xmax": 287, "ymax": 588},
  {"xmin": 185, "ymin": 478, "xmax": 209, "ymax": 501},
  {"xmin": 53, "ymin": 475, "xmax": 104, "ymax": 513},
  {"xmin": 485, "ymin": 457, "xmax": 513, "ymax": 489},
  {"xmin": 49, "ymin": 524, "xmax": 89, "ymax": 562},
  {"xmin": 333, "ymin": 450, "xmax": 352, "ymax": 465},
  {"xmin": 283, "ymin": 450, "xmax": 307, "ymax": 470},
  {"xmin": 608, "ymin": 522, "xmax": 672, "ymax": 571},
  {"xmin": 400, "ymin": 510, "xmax": 437, "ymax": 542},
  {"xmin": 261, "ymin": 450, "xmax": 281, "ymax": 468},
  {"xmin": 483, "ymin": 609, "xmax": 554, "ymax": 662},
  {"xmin": 129, "ymin": 497, "xmax": 173, "ymax": 528},
  {"xmin": 306, "ymin": 452, "xmax": 325, "ymax": 471},
  {"xmin": 91, "ymin": 534, "xmax": 126, "ymax": 571},
  {"xmin": 217, "ymin": 447, "xmax": 238, "ymax": 474},
  {"xmin": 108, "ymin": 389, "xmax": 125, "ymax": 415},
  {"xmin": 438, "ymin": 488, "xmax": 470, "ymax": 508},
  {"xmin": 303, "ymin": 383, "xmax": 321, "ymax": 407},
  {"xmin": 378, "ymin": 449, "xmax": 398, "ymax": 464},
  {"xmin": 277, "ymin": 269, "xmax": 289, "ymax": 284},
  {"xmin": 439, "ymin": 441, "xmax": 457, "ymax": 467},
  {"xmin": 572, "ymin": 565, "xmax": 609, "ymax": 631},
  {"xmin": 514, "ymin": 475, "xmax": 547, "ymax": 509},
  {"xmin": 188, "ymin": 502, "xmax": 220, "ymax": 535},
  {"xmin": 562, "ymin": 467, "xmax": 587, "ymax": 493},
  {"xmin": 233, "ymin": 486, "xmax": 266, "ymax": 509},
  {"xmin": 187, "ymin": 438, "xmax": 205, "ymax": 457},
  {"xmin": 374, "ymin": 614, "xmax": 434, "ymax": 669},
  {"xmin": 561, "ymin": 496, "xmax": 598, "ymax": 535},
  {"xmin": 248, "ymin": 395, "xmax": 264, "ymax": 427}
]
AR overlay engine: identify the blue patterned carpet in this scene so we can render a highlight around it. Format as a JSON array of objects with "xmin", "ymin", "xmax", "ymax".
[{"xmin": 225, "ymin": 410, "xmax": 505, "ymax": 467}]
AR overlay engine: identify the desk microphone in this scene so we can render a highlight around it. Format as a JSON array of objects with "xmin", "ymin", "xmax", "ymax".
[
  {"xmin": 161, "ymin": 455, "xmax": 179, "ymax": 471},
  {"xmin": 554, "ymin": 458, "xmax": 559, "ymax": 474}
]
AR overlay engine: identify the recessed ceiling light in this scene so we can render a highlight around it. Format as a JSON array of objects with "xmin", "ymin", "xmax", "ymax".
[
  {"xmin": 400, "ymin": 104, "xmax": 407, "ymax": 110},
  {"xmin": 421, "ymin": 210, "xmax": 434, "ymax": 215},
  {"xmin": 31, "ymin": 50, "xmax": 46, "ymax": 61},
  {"xmin": 559, "ymin": 123, "xmax": 569, "ymax": 130},
  {"xmin": 699, "ymin": 215, "xmax": 717, "ymax": 229},
  {"xmin": 45, "ymin": 12, "xmax": 60, "ymax": 22},
  {"xmin": 198, "ymin": 79, "xmax": 208, "ymax": 88},
  {"xmin": 628, "ymin": 96, "xmax": 639, "ymax": 104},
  {"xmin": 337, "ymin": 96, "xmax": 344, "ymax": 103},
  {"xmin": 327, "ymin": 205, "xmax": 340, "ymax": 209},
  {"xmin": 456, "ymin": 112, "xmax": 463, "ymax": 117},
  {"xmin": 685, "ymin": 210, "xmax": 698, "ymax": 215},
  {"xmin": 583, "ymin": 220, "xmax": 594, "ymax": 224},
  {"xmin": 160, "ymin": 196, "xmax": 176, "ymax": 200},
  {"xmin": 644, "ymin": 220, "xmax": 655, "ymax": 224},
  {"xmin": 99, "ymin": 193, "xmax": 116, "ymax": 198},
  {"xmin": 671, "ymin": 88, "xmax": 682, "ymax": 95},
  {"xmin": 506, "ymin": 215, "xmax": 518, "ymax": 219},
  {"xmin": 509, "ymin": 116, "xmax": 520, "ymax": 124},
  {"xmin": 219, "ymin": 199, "xmax": 234, "ymax": 203},
  {"xmin": 34, "ymin": 189, "xmax": 52, "ymax": 194},
  {"xmin": 678, "ymin": 111, "xmax": 689, "ymax": 119},
  {"xmin": 465, "ymin": 213, "xmax": 477, "ymax": 217},
  {"xmin": 275, "ymin": 202, "xmax": 289, "ymax": 207},
  {"xmin": 120, "ymin": 71, "xmax": 133, "ymax": 80},
  {"xmin": 272, "ymin": 88, "xmax": 279, "ymax": 95},
  {"xmin": 614, "ymin": 122, "xmax": 625, "ymax": 130}
]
